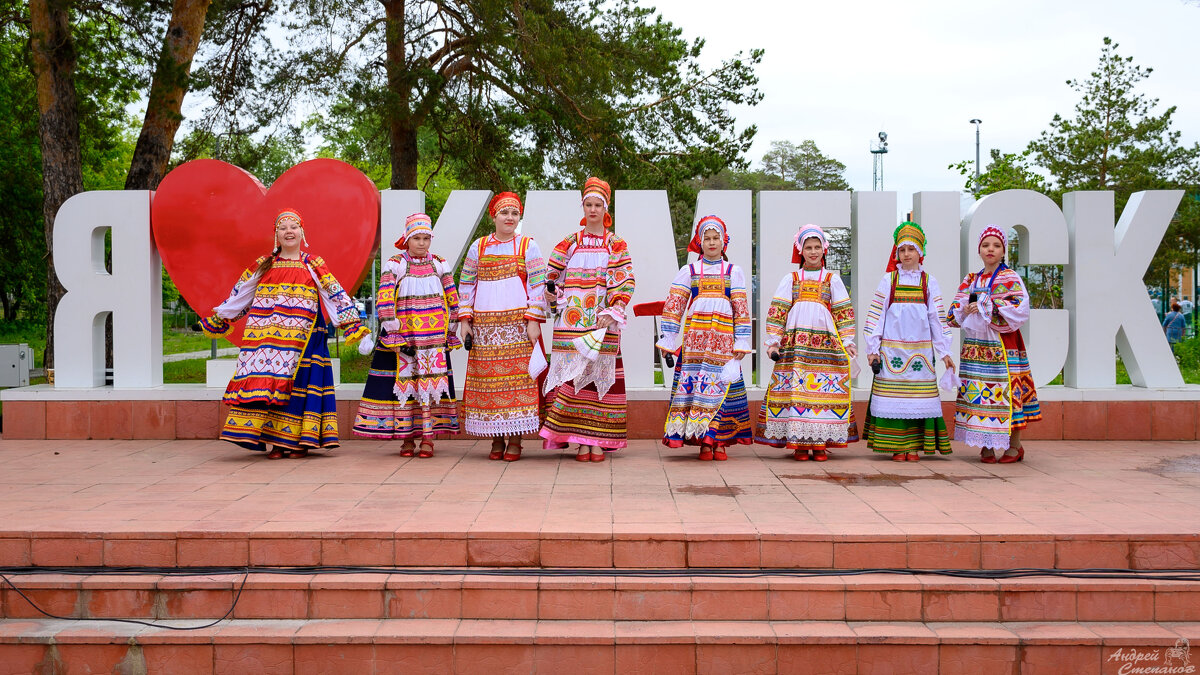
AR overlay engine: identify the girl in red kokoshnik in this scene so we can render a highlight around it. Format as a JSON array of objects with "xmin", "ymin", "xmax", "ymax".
[{"xmin": 540, "ymin": 177, "xmax": 636, "ymax": 462}]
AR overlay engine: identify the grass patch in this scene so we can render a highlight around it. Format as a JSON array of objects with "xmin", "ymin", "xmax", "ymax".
[
  {"xmin": 163, "ymin": 358, "xmax": 207, "ymax": 384},
  {"xmin": 164, "ymin": 329, "xmax": 233, "ymax": 355}
]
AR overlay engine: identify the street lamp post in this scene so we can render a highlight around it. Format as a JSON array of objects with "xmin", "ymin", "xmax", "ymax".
[{"xmin": 969, "ymin": 119, "xmax": 982, "ymax": 196}]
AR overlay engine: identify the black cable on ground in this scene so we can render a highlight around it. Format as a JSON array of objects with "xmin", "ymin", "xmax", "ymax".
[
  {"xmin": 2, "ymin": 565, "xmax": 1199, "ymax": 581},
  {"xmin": 2, "ymin": 565, "xmax": 1199, "ymax": 631},
  {"xmin": 0, "ymin": 572, "xmax": 249, "ymax": 631}
]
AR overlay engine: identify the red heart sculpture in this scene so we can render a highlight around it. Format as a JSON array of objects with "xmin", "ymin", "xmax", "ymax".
[{"xmin": 151, "ymin": 159, "xmax": 380, "ymax": 345}]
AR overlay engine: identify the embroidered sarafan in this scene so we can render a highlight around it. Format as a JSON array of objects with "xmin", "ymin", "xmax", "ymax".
[
  {"xmin": 354, "ymin": 252, "xmax": 461, "ymax": 439},
  {"xmin": 540, "ymin": 229, "xmax": 635, "ymax": 449},
  {"xmin": 657, "ymin": 260, "xmax": 752, "ymax": 448},
  {"xmin": 946, "ymin": 265, "xmax": 1041, "ymax": 449},
  {"xmin": 458, "ymin": 234, "xmax": 549, "ymax": 437},
  {"xmin": 755, "ymin": 268, "xmax": 859, "ymax": 449},
  {"xmin": 861, "ymin": 267, "xmax": 953, "ymax": 455},
  {"xmin": 201, "ymin": 253, "xmax": 368, "ymax": 451}
]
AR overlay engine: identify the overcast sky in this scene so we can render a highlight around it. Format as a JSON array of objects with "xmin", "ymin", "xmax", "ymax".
[{"xmin": 644, "ymin": 0, "xmax": 1200, "ymax": 214}]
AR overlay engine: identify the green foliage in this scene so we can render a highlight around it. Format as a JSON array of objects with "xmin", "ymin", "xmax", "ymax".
[
  {"xmin": 1027, "ymin": 38, "xmax": 1199, "ymax": 206},
  {"xmin": 761, "ymin": 140, "xmax": 850, "ymax": 191},
  {"xmin": 172, "ymin": 127, "xmax": 306, "ymax": 185},
  {"xmin": 0, "ymin": 21, "xmax": 45, "ymax": 322},
  {"xmin": 0, "ymin": 4, "xmax": 141, "ymax": 322},
  {"xmin": 950, "ymin": 149, "xmax": 1047, "ymax": 197}
]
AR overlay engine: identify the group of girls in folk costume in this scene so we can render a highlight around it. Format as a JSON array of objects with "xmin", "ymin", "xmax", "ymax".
[
  {"xmin": 862, "ymin": 222, "xmax": 955, "ymax": 461},
  {"xmin": 202, "ymin": 209, "xmax": 371, "ymax": 459},
  {"xmin": 656, "ymin": 215, "xmax": 753, "ymax": 459},
  {"xmin": 352, "ymin": 213, "xmax": 461, "ymax": 457},
  {"xmin": 207, "ymin": 198, "xmax": 1038, "ymax": 467},
  {"xmin": 946, "ymin": 226, "xmax": 1040, "ymax": 463},
  {"xmin": 540, "ymin": 177, "xmax": 637, "ymax": 462},
  {"xmin": 457, "ymin": 192, "xmax": 549, "ymax": 462},
  {"xmin": 756, "ymin": 225, "xmax": 859, "ymax": 461}
]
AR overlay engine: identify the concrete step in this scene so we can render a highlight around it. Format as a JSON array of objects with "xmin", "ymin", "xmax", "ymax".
[
  {"xmin": 5, "ymin": 530, "xmax": 1198, "ymax": 570},
  {"xmin": 5, "ymin": 571, "xmax": 1199, "ymax": 624},
  {"xmin": 1, "ymin": 618, "xmax": 1198, "ymax": 674}
]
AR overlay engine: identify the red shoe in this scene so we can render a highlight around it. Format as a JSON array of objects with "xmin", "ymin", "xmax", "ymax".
[
  {"xmin": 503, "ymin": 440, "xmax": 522, "ymax": 462},
  {"xmin": 905, "ymin": 452, "xmax": 919, "ymax": 462},
  {"xmin": 812, "ymin": 450, "xmax": 828, "ymax": 462},
  {"xmin": 793, "ymin": 450, "xmax": 809, "ymax": 461},
  {"xmin": 418, "ymin": 442, "xmax": 434, "ymax": 458},
  {"xmin": 400, "ymin": 442, "xmax": 416, "ymax": 457},
  {"xmin": 266, "ymin": 449, "xmax": 285, "ymax": 460},
  {"xmin": 489, "ymin": 439, "xmax": 505, "ymax": 461},
  {"xmin": 980, "ymin": 448, "xmax": 997, "ymax": 464},
  {"xmin": 575, "ymin": 446, "xmax": 591, "ymax": 462},
  {"xmin": 891, "ymin": 453, "xmax": 906, "ymax": 462},
  {"xmin": 713, "ymin": 448, "xmax": 728, "ymax": 461},
  {"xmin": 997, "ymin": 446, "xmax": 1024, "ymax": 464},
  {"xmin": 590, "ymin": 451, "xmax": 606, "ymax": 462},
  {"xmin": 699, "ymin": 447, "xmax": 714, "ymax": 461}
]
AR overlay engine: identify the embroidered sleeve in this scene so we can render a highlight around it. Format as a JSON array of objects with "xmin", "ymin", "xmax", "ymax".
[
  {"xmin": 436, "ymin": 254, "xmax": 463, "ymax": 343},
  {"xmin": 829, "ymin": 273, "xmax": 855, "ymax": 346},
  {"xmin": 864, "ymin": 274, "xmax": 891, "ymax": 356},
  {"xmin": 378, "ymin": 257, "xmax": 407, "ymax": 351},
  {"xmin": 944, "ymin": 274, "xmax": 973, "ymax": 328},
  {"xmin": 926, "ymin": 275, "xmax": 954, "ymax": 357},
  {"xmin": 764, "ymin": 273, "xmax": 795, "ymax": 348},
  {"xmin": 730, "ymin": 264, "xmax": 752, "ymax": 353},
  {"xmin": 310, "ymin": 255, "xmax": 369, "ymax": 346},
  {"xmin": 544, "ymin": 234, "xmax": 575, "ymax": 312},
  {"xmin": 656, "ymin": 265, "xmax": 693, "ymax": 353},
  {"xmin": 604, "ymin": 235, "xmax": 636, "ymax": 319},
  {"xmin": 202, "ymin": 255, "xmax": 270, "ymax": 336},
  {"xmin": 457, "ymin": 238, "xmax": 481, "ymax": 323},
  {"xmin": 524, "ymin": 238, "xmax": 549, "ymax": 322},
  {"xmin": 985, "ymin": 269, "xmax": 1031, "ymax": 333}
]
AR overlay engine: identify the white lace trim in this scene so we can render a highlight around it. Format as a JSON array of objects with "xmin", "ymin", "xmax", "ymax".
[
  {"xmin": 393, "ymin": 377, "xmax": 451, "ymax": 407},
  {"xmin": 955, "ymin": 427, "xmax": 1010, "ymax": 450},
  {"xmin": 868, "ymin": 397, "xmax": 942, "ymax": 419},
  {"xmin": 543, "ymin": 352, "xmax": 617, "ymax": 398},
  {"xmin": 759, "ymin": 420, "xmax": 850, "ymax": 444},
  {"xmin": 655, "ymin": 332, "xmax": 681, "ymax": 353}
]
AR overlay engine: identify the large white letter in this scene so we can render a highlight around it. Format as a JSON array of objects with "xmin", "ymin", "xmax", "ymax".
[
  {"xmin": 381, "ymin": 189, "xmax": 490, "ymax": 383},
  {"xmin": 615, "ymin": 191, "xmax": 679, "ymax": 388},
  {"xmin": 53, "ymin": 191, "xmax": 161, "ymax": 388},
  {"xmin": 1064, "ymin": 190, "xmax": 1184, "ymax": 388},
  {"xmin": 757, "ymin": 191, "xmax": 851, "ymax": 387},
  {"xmin": 692, "ymin": 191, "xmax": 753, "ymax": 381},
  {"xmin": 850, "ymin": 191, "xmax": 896, "ymax": 387},
  {"xmin": 963, "ymin": 189, "xmax": 1070, "ymax": 387}
]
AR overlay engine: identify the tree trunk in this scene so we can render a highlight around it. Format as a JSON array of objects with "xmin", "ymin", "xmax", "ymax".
[
  {"xmin": 30, "ymin": 0, "xmax": 83, "ymax": 370},
  {"xmin": 125, "ymin": 0, "xmax": 212, "ymax": 190},
  {"xmin": 381, "ymin": 0, "xmax": 418, "ymax": 190}
]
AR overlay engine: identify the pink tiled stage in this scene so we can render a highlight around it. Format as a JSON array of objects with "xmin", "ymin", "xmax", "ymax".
[{"xmin": 1, "ymin": 438, "xmax": 1199, "ymax": 570}]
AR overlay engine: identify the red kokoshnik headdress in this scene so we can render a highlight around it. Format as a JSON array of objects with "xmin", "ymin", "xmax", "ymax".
[
  {"xmin": 488, "ymin": 192, "xmax": 522, "ymax": 218},
  {"xmin": 274, "ymin": 208, "xmax": 307, "ymax": 249},
  {"xmin": 688, "ymin": 214, "xmax": 729, "ymax": 259},
  {"xmin": 579, "ymin": 176, "xmax": 613, "ymax": 228}
]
